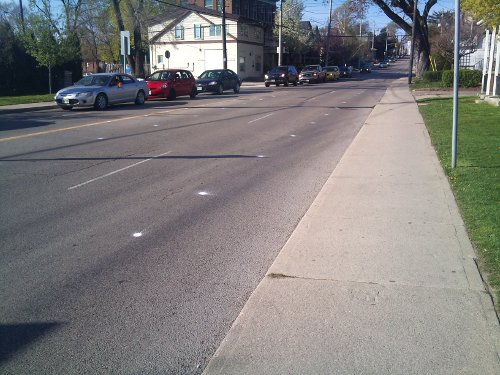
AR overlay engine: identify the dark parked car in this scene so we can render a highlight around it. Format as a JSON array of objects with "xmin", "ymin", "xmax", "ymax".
[
  {"xmin": 264, "ymin": 65, "xmax": 299, "ymax": 87},
  {"xmin": 54, "ymin": 73, "xmax": 149, "ymax": 110},
  {"xmin": 339, "ymin": 66, "xmax": 352, "ymax": 78},
  {"xmin": 196, "ymin": 69, "xmax": 242, "ymax": 94},
  {"xmin": 146, "ymin": 69, "xmax": 197, "ymax": 100},
  {"xmin": 299, "ymin": 64, "xmax": 326, "ymax": 83},
  {"xmin": 360, "ymin": 65, "xmax": 372, "ymax": 73}
]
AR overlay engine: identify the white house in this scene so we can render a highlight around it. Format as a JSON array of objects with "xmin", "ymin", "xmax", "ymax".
[{"xmin": 148, "ymin": 6, "xmax": 264, "ymax": 80}]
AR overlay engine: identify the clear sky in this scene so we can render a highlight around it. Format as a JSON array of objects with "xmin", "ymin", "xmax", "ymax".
[{"xmin": 302, "ymin": 0, "xmax": 459, "ymax": 33}]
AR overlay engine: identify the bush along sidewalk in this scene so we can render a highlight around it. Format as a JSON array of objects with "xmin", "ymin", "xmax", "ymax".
[{"xmin": 418, "ymin": 96, "xmax": 500, "ymax": 311}]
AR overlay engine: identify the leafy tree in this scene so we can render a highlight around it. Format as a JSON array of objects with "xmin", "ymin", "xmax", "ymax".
[
  {"xmin": 369, "ymin": 0, "xmax": 438, "ymax": 77},
  {"xmin": 275, "ymin": 0, "xmax": 312, "ymax": 63},
  {"xmin": 462, "ymin": 0, "xmax": 500, "ymax": 30}
]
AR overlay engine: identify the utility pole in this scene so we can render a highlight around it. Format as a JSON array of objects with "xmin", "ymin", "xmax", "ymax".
[
  {"xmin": 325, "ymin": 0, "xmax": 333, "ymax": 66},
  {"xmin": 222, "ymin": 0, "xmax": 227, "ymax": 69},
  {"xmin": 408, "ymin": 0, "xmax": 418, "ymax": 84}
]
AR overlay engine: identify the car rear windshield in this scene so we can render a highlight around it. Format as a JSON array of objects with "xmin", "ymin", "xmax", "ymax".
[
  {"xmin": 148, "ymin": 71, "xmax": 174, "ymax": 81},
  {"xmin": 303, "ymin": 65, "xmax": 318, "ymax": 71},
  {"xmin": 76, "ymin": 75, "xmax": 111, "ymax": 86}
]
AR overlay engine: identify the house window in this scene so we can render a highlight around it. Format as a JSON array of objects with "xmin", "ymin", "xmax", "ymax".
[
  {"xmin": 216, "ymin": 0, "xmax": 223, "ymax": 12},
  {"xmin": 239, "ymin": 56, "xmax": 245, "ymax": 72},
  {"xmin": 209, "ymin": 24, "xmax": 222, "ymax": 37},
  {"xmin": 157, "ymin": 55, "xmax": 164, "ymax": 64},
  {"xmin": 204, "ymin": 0, "xmax": 213, "ymax": 9},
  {"xmin": 255, "ymin": 29, "xmax": 261, "ymax": 40},
  {"xmin": 194, "ymin": 24, "xmax": 203, "ymax": 39},
  {"xmin": 175, "ymin": 25, "xmax": 184, "ymax": 40}
]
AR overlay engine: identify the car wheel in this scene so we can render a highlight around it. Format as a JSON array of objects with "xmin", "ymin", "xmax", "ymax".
[
  {"xmin": 284, "ymin": 79, "xmax": 289, "ymax": 87},
  {"xmin": 135, "ymin": 90, "xmax": 145, "ymax": 105},
  {"xmin": 233, "ymin": 83, "xmax": 240, "ymax": 93},
  {"xmin": 61, "ymin": 105, "xmax": 73, "ymax": 110},
  {"xmin": 190, "ymin": 87, "xmax": 197, "ymax": 99},
  {"xmin": 168, "ymin": 89, "xmax": 176, "ymax": 100},
  {"xmin": 94, "ymin": 93, "xmax": 107, "ymax": 110},
  {"xmin": 275, "ymin": 83, "xmax": 279, "ymax": 87},
  {"xmin": 265, "ymin": 82, "xmax": 270, "ymax": 87},
  {"xmin": 216, "ymin": 84, "xmax": 223, "ymax": 95},
  {"xmin": 293, "ymin": 80, "xmax": 298, "ymax": 86}
]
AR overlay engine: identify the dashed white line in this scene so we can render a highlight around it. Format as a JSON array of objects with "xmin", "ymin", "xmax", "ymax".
[
  {"xmin": 248, "ymin": 113, "xmax": 273, "ymax": 124},
  {"xmin": 68, "ymin": 150, "xmax": 172, "ymax": 190}
]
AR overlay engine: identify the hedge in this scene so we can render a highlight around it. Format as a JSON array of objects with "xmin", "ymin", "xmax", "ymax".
[
  {"xmin": 442, "ymin": 69, "xmax": 482, "ymax": 88},
  {"xmin": 422, "ymin": 70, "xmax": 443, "ymax": 82}
]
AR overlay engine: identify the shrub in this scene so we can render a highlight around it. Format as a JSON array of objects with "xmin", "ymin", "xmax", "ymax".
[
  {"xmin": 442, "ymin": 69, "xmax": 482, "ymax": 88},
  {"xmin": 423, "ymin": 70, "xmax": 443, "ymax": 82}
]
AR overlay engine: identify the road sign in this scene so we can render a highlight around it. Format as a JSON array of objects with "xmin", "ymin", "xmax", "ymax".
[
  {"xmin": 120, "ymin": 31, "xmax": 130, "ymax": 55},
  {"xmin": 165, "ymin": 50, "xmax": 170, "ymax": 59}
]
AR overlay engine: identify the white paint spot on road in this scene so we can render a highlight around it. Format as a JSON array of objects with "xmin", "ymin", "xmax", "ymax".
[
  {"xmin": 198, "ymin": 191, "xmax": 210, "ymax": 196},
  {"xmin": 133, "ymin": 232, "xmax": 143, "ymax": 238},
  {"xmin": 153, "ymin": 124, "xmax": 159, "ymax": 127},
  {"xmin": 290, "ymin": 134, "xmax": 296, "ymax": 137},
  {"xmin": 310, "ymin": 121, "xmax": 316, "ymax": 124},
  {"xmin": 97, "ymin": 138, "xmax": 104, "ymax": 140}
]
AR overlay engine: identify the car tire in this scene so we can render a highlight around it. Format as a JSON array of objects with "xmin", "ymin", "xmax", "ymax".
[
  {"xmin": 284, "ymin": 79, "xmax": 289, "ymax": 87},
  {"xmin": 168, "ymin": 89, "xmax": 176, "ymax": 100},
  {"xmin": 190, "ymin": 87, "xmax": 197, "ymax": 99},
  {"xmin": 275, "ymin": 83, "xmax": 279, "ymax": 87},
  {"xmin": 61, "ymin": 105, "xmax": 73, "ymax": 110},
  {"xmin": 265, "ymin": 82, "xmax": 270, "ymax": 87},
  {"xmin": 94, "ymin": 93, "xmax": 107, "ymax": 110},
  {"xmin": 233, "ymin": 83, "xmax": 240, "ymax": 94},
  {"xmin": 216, "ymin": 84, "xmax": 223, "ymax": 95},
  {"xmin": 135, "ymin": 90, "xmax": 145, "ymax": 105},
  {"xmin": 293, "ymin": 80, "xmax": 298, "ymax": 86}
]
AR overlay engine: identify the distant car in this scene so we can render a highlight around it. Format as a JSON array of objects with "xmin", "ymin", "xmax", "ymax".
[
  {"xmin": 299, "ymin": 65, "xmax": 326, "ymax": 83},
  {"xmin": 264, "ymin": 65, "xmax": 299, "ymax": 87},
  {"xmin": 339, "ymin": 66, "xmax": 352, "ymax": 78},
  {"xmin": 324, "ymin": 66, "xmax": 340, "ymax": 81},
  {"xmin": 360, "ymin": 65, "xmax": 372, "ymax": 73},
  {"xmin": 54, "ymin": 73, "xmax": 149, "ymax": 110},
  {"xmin": 196, "ymin": 69, "xmax": 242, "ymax": 94},
  {"xmin": 378, "ymin": 61, "xmax": 388, "ymax": 68},
  {"xmin": 146, "ymin": 69, "xmax": 197, "ymax": 100}
]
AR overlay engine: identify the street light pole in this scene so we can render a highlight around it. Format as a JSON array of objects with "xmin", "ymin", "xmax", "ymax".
[
  {"xmin": 451, "ymin": 0, "xmax": 460, "ymax": 168},
  {"xmin": 222, "ymin": 0, "xmax": 227, "ymax": 69},
  {"xmin": 278, "ymin": 0, "xmax": 282, "ymax": 65},
  {"xmin": 325, "ymin": 0, "xmax": 333, "ymax": 66},
  {"xmin": 408, "ymin": 0, "xmax": 418, "ymax": 84}
]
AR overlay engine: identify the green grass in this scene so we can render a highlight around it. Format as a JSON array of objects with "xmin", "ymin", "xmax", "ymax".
[
  {"xmin": 418, "ymin": 97, "xmax": 500, "ymax": 308},
  {"xmin": 410, "ymin": 79, "xmax": 446, "ymax": 90},
  {"xmin": 0, "ymin": 94, "xmax": 54, "ymax": 106}
]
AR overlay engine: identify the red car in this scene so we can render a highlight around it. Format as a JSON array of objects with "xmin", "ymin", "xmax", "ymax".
[{"xmin": 146, "ymin": 69, "xmax": 197, "ymax": 100}]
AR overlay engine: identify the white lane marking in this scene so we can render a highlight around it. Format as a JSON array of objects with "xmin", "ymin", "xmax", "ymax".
[
  {"xmin": 310, "ymin": 121, "xmax": 316, "ymax": 124},
  {"xmin": 257, "ymin": 155, "xmax": 266, "ymax": 158},
  {"xmin": 342, "ymin": 101, "xmax": 347, "ymax": 104},
  {"xmin": 324, "ymin": 113, "xmax": 329, "ymax": 116},
  {"xmin": 248, "ymin": 113, "xmax": 273, "ymax": 124},
  {"xmin": 97, "ymin": 138, "xmax": 104, "ymax": 140},
  {"xmin": 68, "ymin": 150, "xmax": 172, "ymax": 190},
  {"xmin": 133, "ymin": 232, "xmax": 143, "ymax": 238},
  {"xmin": 198, "ymin": 191, "xmax": 210, "ymax": 196},
  {"xmin": 153, "ymin": 124, "xmax": 159, "ymax": 127},
  {"xmin": 290, "ymin": 134, "xmax": 296, "ymax": 137}
]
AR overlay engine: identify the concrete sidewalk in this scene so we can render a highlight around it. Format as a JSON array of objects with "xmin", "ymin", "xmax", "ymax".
[{"xmin": 203, "ymin": 78, "xmax": 500, "ymax": 374}]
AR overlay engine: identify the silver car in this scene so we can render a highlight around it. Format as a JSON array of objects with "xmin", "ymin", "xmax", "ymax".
[{"xmin": 54, "ymin": 73, "xmax": 149, "ymax": 110}]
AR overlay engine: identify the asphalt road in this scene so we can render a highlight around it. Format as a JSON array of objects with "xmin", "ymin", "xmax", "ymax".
[{"xmin": 0, "ymin": 67, "xmax": 405, "ymax": 374}]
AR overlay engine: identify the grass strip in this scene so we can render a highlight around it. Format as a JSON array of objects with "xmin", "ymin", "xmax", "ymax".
[
  {"xmin": 0, "ymin": 94, "xmax": 54, "ymax": 106},
  {"xmin": 418, "ymin": 96, "xmax": 500, "ymax": 308}
]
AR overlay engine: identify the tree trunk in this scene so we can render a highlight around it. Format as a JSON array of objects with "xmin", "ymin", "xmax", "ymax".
[{"xmin": 415, "ymin": 34, "xmax": 431, "ymax": 77}]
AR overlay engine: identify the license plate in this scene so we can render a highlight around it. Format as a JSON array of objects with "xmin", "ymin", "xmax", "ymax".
[{"xmin": 197, "ymin": 87, "xmax": 203, "ymax": 91}]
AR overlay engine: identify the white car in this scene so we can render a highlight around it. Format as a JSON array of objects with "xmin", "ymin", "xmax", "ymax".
[{"xmin": 54, "ymin": 73, "xmax": 149, "ymax": 110}]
